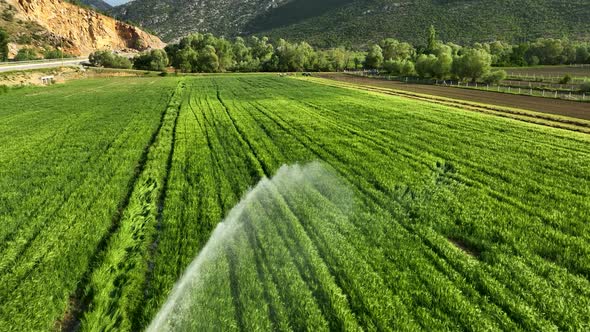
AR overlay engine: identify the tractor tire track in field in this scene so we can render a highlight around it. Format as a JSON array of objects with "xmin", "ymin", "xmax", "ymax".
[
  {"xmin": 215, "ymin": 85, "xmax": 352, "ymax": 328},
  {"xmin": 59, "ymin": 83, "xmax": 184, "ymax": 332},
  {"xmin": 213, "ymin": 86, "xmax": 369, "ymax": 328},
  {"xmin": 242, "ymin": 220, "xmax": 288, "ymax": 331},
  {"xmin": 213, "ymin": 81, "xmax": 270, "ymax": 179},
  {"xmin": 0, "ymin": 110, "xmax": 148, "ymax": 277},
  {"xmin": 132, "ymin": 90, "xmax": 181, "ymax": 332},
  {"xmin": 0, "ymin": 114, "xmax": 158, "ymax": 305},
  {"xmin": 268, "ymin": 184, "xmax": 365, "ymax": 330}
]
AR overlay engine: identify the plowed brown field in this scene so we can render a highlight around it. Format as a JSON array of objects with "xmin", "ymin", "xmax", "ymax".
[{"xmin": 319, "ymin": 73, "xmax": 590, "ymax": 121}]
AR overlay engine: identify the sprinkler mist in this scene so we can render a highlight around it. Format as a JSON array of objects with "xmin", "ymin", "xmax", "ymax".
[{"xmin": 148, "ymin": 162, "xmax": 354, "ymax": 331}]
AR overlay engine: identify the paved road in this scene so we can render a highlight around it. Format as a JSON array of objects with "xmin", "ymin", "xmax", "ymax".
[{"xmin": 0, "ymin": 58, "xmax": 88, "ymax": 73}]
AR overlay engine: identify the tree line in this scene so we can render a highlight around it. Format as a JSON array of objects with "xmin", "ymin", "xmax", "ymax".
[
  {"xmin": 363, "ymin": 27, "xmax": 590, "ymax": 82},
  {"xmin": 112, "ymin": 27, "xmax": 589, "ymax": 83},
  {"xmin": 3, "ymin": 22, "xmax": 588, "ymax": 82}
]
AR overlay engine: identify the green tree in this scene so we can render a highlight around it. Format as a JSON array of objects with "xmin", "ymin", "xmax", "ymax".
[
  {"xmin": 488, "ymin": 41, "xmax": 512, "ymax": 66},
  {"xmin": 415, "ymin": 52, "xmax": 451, "ymax": 79},
  {"xmin": 510, "ymin": 43, "xmax": 530, "ymax": 66},
  {"xmin": 416, "ymin": 54, "xmax": 435, "ymax": 78},
  {"xmin": 133, "ymin": 49, "xmax": 169, "ymax": 71},
  {"xmin": 452, "ymin": 48, "xmax": 492, "ymax": 81},
  {"xmin": 559, "ymin": 74, "xmax": 572, "ymax": 85},
  {"xmin": 175, "ymin": 47, "xmax": 198, "ymax": 72},
  {"xmin": 274, "ymin": 39, "xmax": 316, "ymax": 72},
  {"xmin": 384, "ymin": 59, "xmax": 415, "ymax": 76},
  {"xmin": 197, "ymin": 45, "xmax": 219, "ymax": 72},
  {"xmin": 233, "ymin": 37, "xmax": 254, "ymax": 71},
  {"xmin": 432, "ymin": 52, "xmax": 452, "ymax": 79},
  {"xmin": 0, "ymin": 28, "xmax": 8, "ymax": 61},
  {"xmin": 250, "ymin": 36, "xmax": 274, "ymax": 64},
  {"xmin": 481, "ymin": 70, "xmax": 507, "ymax": 84},
  {"xmin": 427, "ymin": 25, "xmax": 437, "ymax": 54},
  {"xmin": 327, "ymin": 47, "xmax": 347, "ymax": 71},
  {"xmin": 43, "ymin": 49, "xmax": 70, "ymax": 59},
  {"xmin": 380, "ymin": 38, "xmax": 415, "ymax": 61},
  {"xmin": 214, "ymin": 38, "xmax": 234, "ymax": 71},
  {"xmin": 575, "ymin": 46, "xmax": 589, "ymax": 64},
  {"xmin": 527, "ymin": 38, "xmax": 564, "ymax": 65},
  {"xmin": 364, "ymin": 44, "xmax": 383, "ymax": 69}
]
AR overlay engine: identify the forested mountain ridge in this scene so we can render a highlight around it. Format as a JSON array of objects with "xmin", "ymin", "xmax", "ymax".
[
  {"xmin": 111, "ymin": 0, "xmax": 291, "ymax": 42},
  {"xmin": 111, "ymin": 0, "xmax": 590, "ymax": 46},
  {"xmin": 79, "ymin": 0, "xmax": 112, "ymax": 11}
]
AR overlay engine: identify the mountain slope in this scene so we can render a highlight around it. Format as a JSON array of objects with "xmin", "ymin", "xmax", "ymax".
[
  {"xmin": 252, "ymin": 0, "xmax": 590, "ymax": 47},
  {"xmin": 111, "ymin": 0, "xmax": 290, "ymax": 42},
  {"xmin": 80, "ymin": 0, "xmax": 112, "ymax": 12},
  {"xmin": 112, "ymin": 0, "xmax": 590, "ymax": 46},
  {"xmin": 0, "ymin": 0, "xmax": 164, "ymax": 57}
]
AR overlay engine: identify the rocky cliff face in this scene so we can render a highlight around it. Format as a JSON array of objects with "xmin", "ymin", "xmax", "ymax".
[{"xmin": 5, "ymin": 0, "xmax": 164, "ymax": 56}]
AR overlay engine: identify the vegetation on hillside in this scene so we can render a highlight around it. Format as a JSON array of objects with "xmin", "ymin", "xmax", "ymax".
[
  {"xmin": 111, "ymin": 0, "xmax": 590, "ymax": 46},
  {"xmin": 0, "ymin": 1, "xmax": 51, "ymax": 57},
  {"xmin": 66, "ymin": 0, "xmax": 112, "ymax": 15},
  {"xmin": 253, "ymin": 0, "xmax": 590, "ymax": 47}
]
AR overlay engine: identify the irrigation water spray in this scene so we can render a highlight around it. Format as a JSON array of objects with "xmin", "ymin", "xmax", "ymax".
[{"xmin": 147, "ymin": 162, "xmax": 353, "ymax": 331}]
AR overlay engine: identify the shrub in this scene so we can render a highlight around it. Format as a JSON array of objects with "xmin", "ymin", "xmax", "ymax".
[
  {"xmin": 43, "ymin": 49, "xmax": 72, "ymax": 59},
  {"xmin": 133, "ymin": 49, "xmax": 169, "ymax": 71},
  {"xmin": 89, "ymin": 50, "xmax": 132, "ymax": 69},
  {"xmin": 14, "ymin": 48, "xmax": 38, "ymax": 61},
  {"xmin": 580, "ymin": 81, "xmax": 590, "ymax": 93},
  {"xmin": 482, "ymin": 70, "xmax": 507, "ymax": 84},
  {"xmin": 559, "ymin": 74, "xmax": 572, "ymax": 85},
  {"xmin": 1, "ymin": 10, "xmax": 13, "ymax": 22}
]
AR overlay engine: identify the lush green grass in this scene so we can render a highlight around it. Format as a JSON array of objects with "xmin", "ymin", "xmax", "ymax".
[
  {"xmin": 0, "ymin": 77, "xmax": 179, "ymax": 331},
  {"xmin": 1, "ymin": 74, "xmax": 590, "ymax": 330}
]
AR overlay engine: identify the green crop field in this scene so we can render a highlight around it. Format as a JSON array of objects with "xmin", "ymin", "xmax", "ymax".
[{"xmin": 1, "ymin": 74, "xmax": 589, "ymax": 331}]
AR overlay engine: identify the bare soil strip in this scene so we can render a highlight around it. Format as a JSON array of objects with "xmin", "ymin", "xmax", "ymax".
[{"xmin": 318, "ymin": 73, "xmax": 590, "ymax": 122}]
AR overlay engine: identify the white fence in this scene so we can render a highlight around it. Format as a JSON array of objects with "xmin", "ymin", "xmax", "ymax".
[{"xmin": 347, "ymin": 71, "xmax": 589, "ymax": 102}]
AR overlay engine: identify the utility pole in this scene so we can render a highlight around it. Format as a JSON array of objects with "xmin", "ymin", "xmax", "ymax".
[{"xmin": 60, "ymin": 37, "xmax": 64, "ymax": 67}]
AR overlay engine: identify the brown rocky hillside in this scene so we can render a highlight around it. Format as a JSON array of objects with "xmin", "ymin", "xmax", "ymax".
[{"xmin": 0, "ymin": 0, "xmax": 164, "ymax": 57}]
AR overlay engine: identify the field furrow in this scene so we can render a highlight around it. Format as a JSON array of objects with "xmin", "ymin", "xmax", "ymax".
[{"xmin": 2, "ymin": 74, "xmax": 589, "ymax": 331}]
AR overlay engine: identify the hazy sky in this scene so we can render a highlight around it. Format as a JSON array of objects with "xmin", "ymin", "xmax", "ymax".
[{"xmin": 105, "ymin": 0, "xmax": 131, "ymax": 6}]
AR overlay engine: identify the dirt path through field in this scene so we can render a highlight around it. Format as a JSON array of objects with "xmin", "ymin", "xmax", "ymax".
[{"xmin": 318, "ymin": 73, "xmax": 590, "ymax": 121}]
